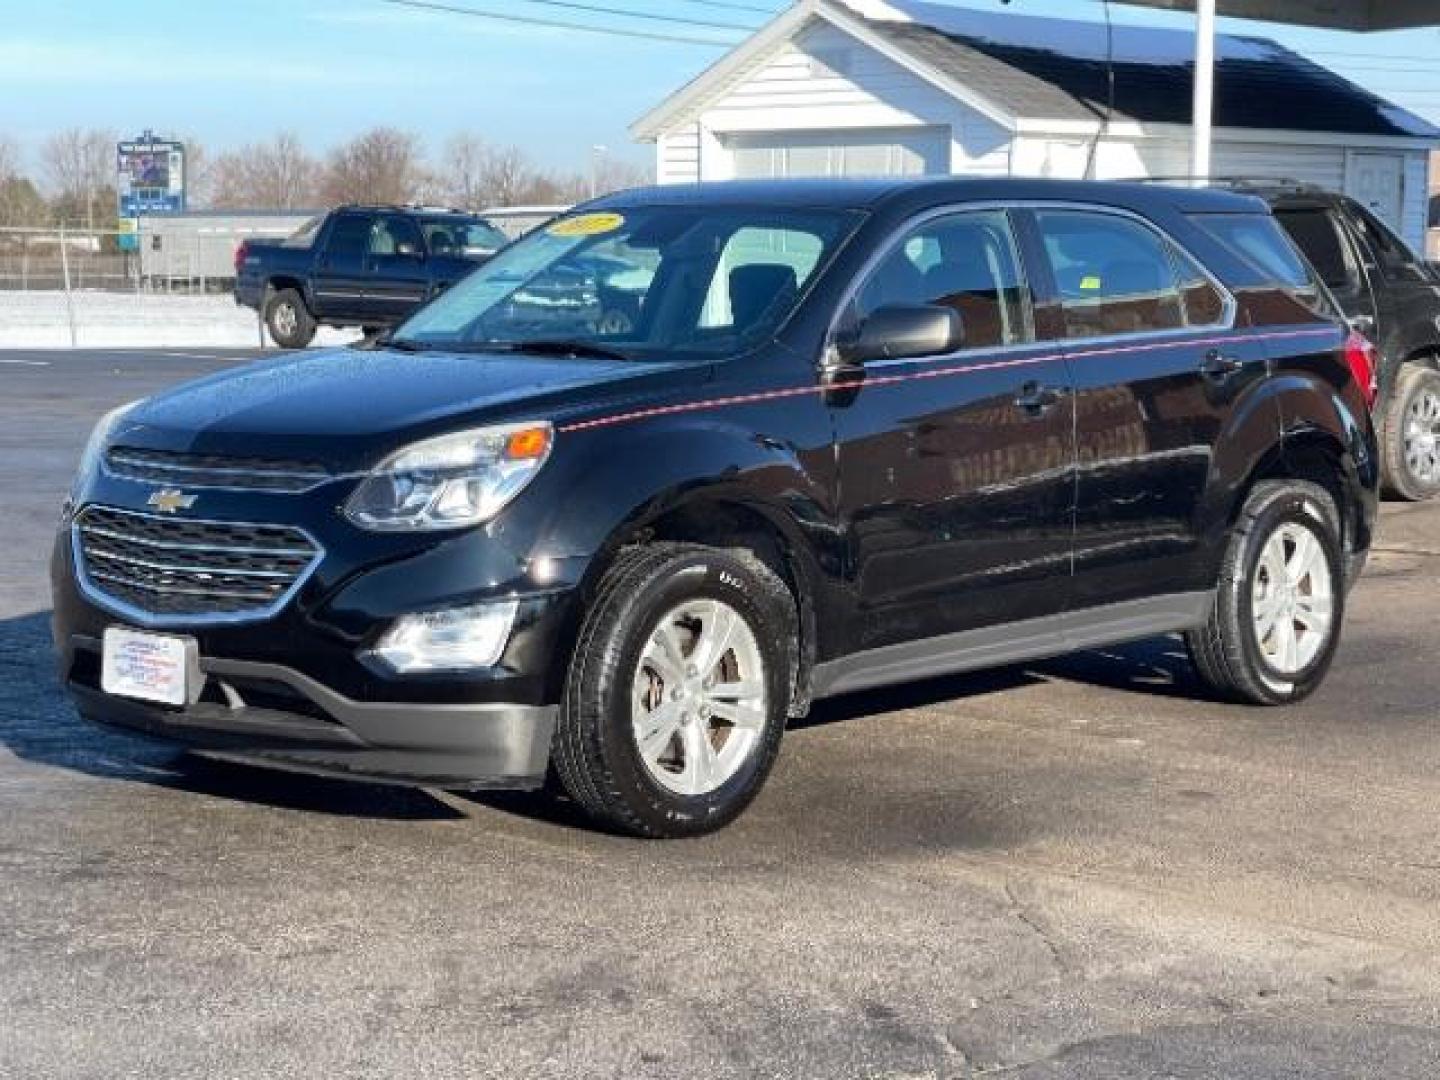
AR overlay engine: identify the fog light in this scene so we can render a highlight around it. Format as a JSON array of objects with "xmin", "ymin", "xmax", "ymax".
[{"xmin": 370, "ymin": 599, "xmax": 518, "ymax": 673}]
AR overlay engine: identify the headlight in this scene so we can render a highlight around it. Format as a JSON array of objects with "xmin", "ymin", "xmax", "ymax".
[
  {"xmin": 344, "ymin": 422, "xmax": 553, "ymax": 532},
  {"xmin": 73, "ymin": 400, "xmax": 141, "ymax": 498}
]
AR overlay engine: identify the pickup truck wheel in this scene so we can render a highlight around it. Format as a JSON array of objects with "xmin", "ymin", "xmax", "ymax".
[
  {"xmin": 1379, "ymin": 364, "xmax": 1440, "ymax": 501},
  {"xmin": 552, "ymin": 544, "xmax": 794, "ymax": 838},
  {"xmin": 1185, "ymin": 481, "xmax": 1344, "ymax": 706},
  {"xmin": 264, "ymin": 288, "xmax": 317, "ymax": 349}
]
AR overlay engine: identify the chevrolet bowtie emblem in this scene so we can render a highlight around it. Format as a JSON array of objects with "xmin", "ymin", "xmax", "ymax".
[{"xmin": 147, "ymin": 488, "xmax": 197, "ymax": 514}]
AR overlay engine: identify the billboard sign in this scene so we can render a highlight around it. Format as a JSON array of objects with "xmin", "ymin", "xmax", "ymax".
[{"xmin": 117, "ymin": 131, "xmax": 185, "ymax": 216}]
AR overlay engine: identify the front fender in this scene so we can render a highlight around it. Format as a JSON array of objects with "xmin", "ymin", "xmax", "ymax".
[{"xmin": 521, "ymin": 414, "xmax": 836, "ymax": 571}]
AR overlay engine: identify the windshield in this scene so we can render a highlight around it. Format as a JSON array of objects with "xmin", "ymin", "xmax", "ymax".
[
  {"xmin": 423, "ymin": 218, "xmax": 508, "ymax": 257},
  {"xmin": 393, "ymin": 205, "xmax": 862, "ymax": 359}
]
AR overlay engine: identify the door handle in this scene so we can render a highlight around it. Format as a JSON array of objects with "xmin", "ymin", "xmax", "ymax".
[
  {"xmin": 1015, "ymin": 381, "xmax": 1066, "ymax": 416},
  {"xmin": 1200, "ymin": 350, "xmax": 1244, "ymax": 380}
]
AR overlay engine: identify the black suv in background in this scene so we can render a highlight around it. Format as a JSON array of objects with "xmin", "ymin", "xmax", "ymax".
[
  {"xmin": 1228, "ymin": 181, "xmax": 1440, "ymax": 501},
  {"xmin": 56, "ymin": 179, "xmax": 1377, "ymax": 837},
  {"xmin": 234, "ymin": 205, "xmax": 510, "ymax": 348}
]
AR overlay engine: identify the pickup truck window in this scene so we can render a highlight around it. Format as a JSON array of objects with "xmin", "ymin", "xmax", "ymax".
[
  {"xmin": 851, "ymin": 210, "xmax": 1033, "ymax": 349},
  {"xmin": 326, "ymin": 214, "xmax": 373, "ymax": 258},
  {"xmin": 1273, "ymin": 209, "xmax": 1353, "ymax": 291},
  {"xmin": 1035, "ymin": 210, "xmax": 1184, "ymax": 338},
  {"xmin": 371, "ymin": 215, "xmax": 423, "ymax": 256},
  {"xmin": 422, "ymin": 219, "xmax": 508, "ymax": 256},
  {"xmin": 393, "ymin": 206, "xmax": 861, "ymax": 358},
  {"xmin": 283, "ymin": 216, "xmax": 323, "ymax": 249}
]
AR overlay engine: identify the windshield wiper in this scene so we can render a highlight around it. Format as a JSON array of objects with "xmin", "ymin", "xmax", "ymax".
[
  {"xmin": 379, "ymin": 335, "xmax": 432, "ymax": 353},
  {"xmin": 487, "ymin": 339, "xmax": 633, "ymax": 362}
]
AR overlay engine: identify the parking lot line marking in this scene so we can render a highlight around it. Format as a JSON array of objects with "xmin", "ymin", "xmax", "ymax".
[{"xmin": 0, "ymin": 358, "xmax": 49, "ymax": 366}]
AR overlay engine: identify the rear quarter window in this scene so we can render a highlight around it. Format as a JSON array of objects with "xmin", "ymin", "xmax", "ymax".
[{"xmin": 1192, "ymin": 211, "xmax": 1340, "ymax": 320}]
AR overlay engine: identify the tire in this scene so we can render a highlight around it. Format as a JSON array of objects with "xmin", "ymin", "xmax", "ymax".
[
  {"xmin": 1379, "ymin": 364, "xmax": 1440, "ymax": 502},
  {"xmin": 552, "ymin": 543, "xmax": 796, "ymax": 838},
  {"xmin": 264, "ymin": 288, "xmax": 317, "ymax": 349},
  {"xmin": 1185, "ymin": 480, "xmax": 1345, "ymax": 706}
]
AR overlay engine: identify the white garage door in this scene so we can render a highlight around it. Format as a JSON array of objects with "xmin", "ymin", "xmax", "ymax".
[{"xmin": 730, "ymin": 128, "xmax": 950, "ymax": 179}]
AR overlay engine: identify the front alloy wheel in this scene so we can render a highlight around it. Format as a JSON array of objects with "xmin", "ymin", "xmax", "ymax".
[
  {"xmin": 553, "ymin": 544, "xmax": 795, "ymax": 838},
  {"xmin": 631, "ymin": 599, "xmax": 769, "ymax": 797},
  {"xmin": 1403, "ymin": 383, "xmax": 1440, "ymax": 488},
  {"xmin": 1380, "ymin": 364, "xmax": 1440, "ymax": 501}
]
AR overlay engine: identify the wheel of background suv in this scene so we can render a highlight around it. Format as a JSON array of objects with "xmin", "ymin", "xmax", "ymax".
[
  {"xmin": 1186, "ymin": 481, "xmax": 1345, "ymax": 706},
  {"xmin": 552, "ymin": 543, "xmax": 796, "ymax": 838},
  {"xmin": 1379, "ymin": 364, "xmax": 1440, "ymax": 502},
  {"xmin": 264, "ymin": 288, "xmax": 317, "ymax": 349}
]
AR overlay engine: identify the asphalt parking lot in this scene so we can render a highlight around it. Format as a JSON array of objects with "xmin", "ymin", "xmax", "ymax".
[{"xmin": 3, "ymin": 346, "xmax": 1440, "ymax": 1078}]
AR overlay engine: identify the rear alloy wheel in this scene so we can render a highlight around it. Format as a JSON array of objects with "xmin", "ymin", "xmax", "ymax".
[
  {"xmin": 552, "ymin": 543, "xmax": 795, "ymax": 838},
  {"xmin": 1186, "ymin": 480, "xmax": 1345, "ymax": 705},
  {"xmin": 1380, "ymin": 364, "xmax": 1440, "ymax": 501},
  {"xmin": 1248, "ymin": 521, "xmax": 1335, "ymax": 678},
  {"xmin": 264, "ymin": 288, "xmax": 317, "ymax": 349}
]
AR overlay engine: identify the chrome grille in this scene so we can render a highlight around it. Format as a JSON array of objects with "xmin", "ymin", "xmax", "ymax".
[
  {"xmin": 74, "ymin": 506, "xmax": 321, "ymax": 620},
  {"xmin": 105, "ymin": 446, "xmax": 331, "ymax": 493}
]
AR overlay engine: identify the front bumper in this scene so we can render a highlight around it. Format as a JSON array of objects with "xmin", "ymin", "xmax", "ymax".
[
  {"xmin": 52, "ymin": 476, "xmax": 591, "ymax": 788},
  {"xmin": 59, "ymin": 634, "xmax": 555, "ymax": 788}
]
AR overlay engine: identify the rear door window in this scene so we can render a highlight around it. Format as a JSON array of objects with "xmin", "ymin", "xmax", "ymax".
[
  {"xmin": 1033, "ymin": 210, "xmax": 1184, "ymax": 339},
  {"xmin": 325, "ymin": 213, "xmax": 373, "ymax": 258},
  {"xmin": 369, "ymin": 214, "xmax": 423, "ymax": 257},
  {"xmin": 1273, "ymin": 209, "xmax": 1353, "ymax": 291}
]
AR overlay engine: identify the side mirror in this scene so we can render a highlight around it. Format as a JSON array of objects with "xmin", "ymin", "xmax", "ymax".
[{"xmin": 832, "ymin": 304, "xmax": 964, "ymax": 367}]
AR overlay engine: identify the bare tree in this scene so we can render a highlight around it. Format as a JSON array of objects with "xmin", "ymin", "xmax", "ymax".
[
  {"xmin": 178, "ymin": 135, "xmax": 211, "ymax": 209},
  {"xmin": 0, "ymin": 136, "xmax": 47, "ymax": 227},
  {"xmin": 441, "ymin": 133, "xmax": 491, "ymax": 209},
  {"xmin": 41, "ymin": 127, "xmax": 115, "ymax": 230},
  {"xmin": 210, "ymin": 133, "xmax": 318, "ymax": 210},
  {"xmin": 321, "ymin": 127, "xmax": 423, "ymax": 205}
]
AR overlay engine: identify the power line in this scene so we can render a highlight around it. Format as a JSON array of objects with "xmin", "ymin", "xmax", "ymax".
[
  {"xmin": 671, "ymin": 0, "xmax": 785, "ymax": 13},
  {"xmin": 375, "ymin": 0, "xmax": 746, "ymax": 45},
  {"xmin": 499, "ymin": 0, "xmax": 760, "ymax": 32}
]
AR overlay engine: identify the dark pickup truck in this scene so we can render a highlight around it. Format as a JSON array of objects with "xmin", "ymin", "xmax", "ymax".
[{"xmin": 234, "ymin": 205, "xmax": 508, "ymax": 348}]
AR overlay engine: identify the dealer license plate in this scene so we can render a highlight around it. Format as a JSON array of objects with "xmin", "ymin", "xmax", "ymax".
[{"xmin": 101, "ymin": 626, "xmax": 197, "ymax": 706}]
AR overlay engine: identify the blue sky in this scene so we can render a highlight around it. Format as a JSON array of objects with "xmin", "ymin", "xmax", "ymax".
[{"xmin": 1, "ymin": 0, "xmax": 1438, "ymax": 174}]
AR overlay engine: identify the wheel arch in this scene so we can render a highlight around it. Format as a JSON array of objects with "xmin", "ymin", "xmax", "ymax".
[
  {"xmin": 531, "ymin": 420, "xmax": 835, "ymax": 718},
  {"xmin": 1232, "ymin": 427, "xmax": 1369, "ymax": 582}
]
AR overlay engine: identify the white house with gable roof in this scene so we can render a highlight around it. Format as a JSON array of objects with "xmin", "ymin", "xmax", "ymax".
[{"xmin": 632, "ymin": 0, "xmax": 1439, "ymax": 248}]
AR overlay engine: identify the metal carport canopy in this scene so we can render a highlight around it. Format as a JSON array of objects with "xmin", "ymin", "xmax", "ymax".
[{"xmin": 1113, "ymin": 0, "xmax": 1440, "ymax": 178}]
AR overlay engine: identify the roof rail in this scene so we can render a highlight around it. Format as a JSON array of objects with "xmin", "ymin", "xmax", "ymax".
[
  {"xmin": 1126, "ymin": 175, "xmax": 1333, "ymax": 195},
  {"xmin": 334, "ymin": 202, "xmax": 483, "ymax": 215}
]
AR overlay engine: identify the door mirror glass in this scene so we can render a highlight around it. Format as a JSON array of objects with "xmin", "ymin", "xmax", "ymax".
[{"xmin": 834, "ymin": 304, "xmax": 963, "ymax": 366}]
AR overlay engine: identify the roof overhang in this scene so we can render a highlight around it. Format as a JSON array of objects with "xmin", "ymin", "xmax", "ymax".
[
  {"xmin": 1113, "ymin": 0, "xmax": 1439, "ymax": 31},
  {"xmin": 630, "ymin": 0, "xmax": 1017, "ymax": 142}
]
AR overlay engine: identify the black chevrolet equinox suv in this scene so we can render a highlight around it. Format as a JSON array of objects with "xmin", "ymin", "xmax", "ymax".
[{"xmin": 54, "ymin": 179, "xmax": 1379, "ymax": 837}]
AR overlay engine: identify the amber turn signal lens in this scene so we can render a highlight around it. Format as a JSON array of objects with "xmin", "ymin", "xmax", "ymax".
[{"xmin": 504, "ymin": 426, "xmax": 552, "ymax": 460}]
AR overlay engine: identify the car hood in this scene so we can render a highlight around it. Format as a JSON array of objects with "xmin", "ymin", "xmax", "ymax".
[{"xmin": 112, "ymin": 345, "xmax": 706, "ymax": 468}]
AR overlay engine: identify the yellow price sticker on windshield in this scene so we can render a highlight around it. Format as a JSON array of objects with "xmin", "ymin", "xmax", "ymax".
[
  {"xmin": 548, "ymin": 212, "xmax": 625, "ymax": 238},
  {"xmin": 1080, "ymin": 275, "xmax": 1103, "ymax": 291}
]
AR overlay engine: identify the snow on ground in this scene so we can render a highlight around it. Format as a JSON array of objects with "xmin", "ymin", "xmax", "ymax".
[{"xmin": 0, "ymin": 290, "xmax": 359, "ymax": 349}]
